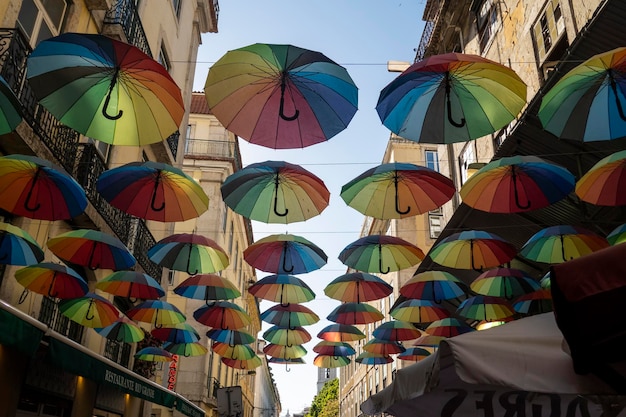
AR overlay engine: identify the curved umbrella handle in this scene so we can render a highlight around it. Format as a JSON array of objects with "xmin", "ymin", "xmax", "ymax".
[
  {"xmin": 47, "ymin": 271, "xmax": 59, "ymax": 298},
  {"xmin": 102, "ymin": 67, "xmax": 123, "ymax": 120},
  {"xmin": 150, "ymin": 171, "xmax": 166, "ymax": 212},
  {"xmin": 184, "ymin": 345, "xmax": 191, "ymax": 357},
  {"xmin": 18, "ymin": 288, "xmax": 29, "ymax": 304},
  {"xmin": 279, "ymin": 72, "xmax": 299, "ymax": 121},
  {"xmin": 24, "ymin": 168, "xmax": 42, "ymax": 212},
  {"xmin": 285, "ymin": 363, "xmax": 291, "ymax": 372},
  {"xmin": 378, "ymin": 244, "xmax": 390, "ymax": 274},
  {"xmin": 470, "ymin": 240, "xmax": 484, "ymax": 271},
  {"xmin": 85, "ymin": 298, "xmax": 95, "ymax": 321},
  {"xmin": 186, "ymin": 243, "xmax": 199, "ymax": 275},
  {"xmin": 394, "ymin": 171, "xmax": 410, "ymax": 215},
  {"xmin": 445, "ymin": 72, "xmax": 466, "ymax": 128},
  {"xmin": 511, "ymin": 166, "xmax": 530, "ymax": 210},
  {"xmin": 281, "ymin": 243, "xmax": 294, "ymax": 273},
  {"xmin": 609, "ymin": 69, "xmax": 626, "ymax": 121},
  {"xmin": 560, "ymin": 235, "xmax": 571, "ymax": 262},
  {"xmin": 88, "ymin": 242, "xmax": 101, "ymax": 270},
  {"xmin": 273, "ymin": 173, "xmax": 288, "ymax": 217}
]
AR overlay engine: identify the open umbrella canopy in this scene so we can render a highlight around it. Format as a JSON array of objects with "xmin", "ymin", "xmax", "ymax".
[
  {"xmin": 164, "ymin": 342, "xmax": 208, "ymax": 357},
  {"xmin": 174, "ymin": 274, "xmax": 240, "ymax": 302},
  {"xmin": 0, "ymin": 154, "xmax": 87, "ymax": 220},
  {"xmin": 356, "ymin": 352, "xmax": 393, "ymax": 365},
  {"xmin": 538, "ymin": 46, "xmax": 626, "ymax": 141},
  {"xmin": 15, "ymin": 262, "xmax": 88, "ymax": 301},
  {"xmin": 248, "ymin": 274, "xmax": 315, "ymax": 305},
  {"xmin": 363, "ymin": 338, "xmax": 406, "ymax": 355},
  {"xmin": 204, "ymin": 43, "xmax": 358, "ymax": 149},
  {"xmin": 513, "ymin": 289, "xmax": 553, "ymax": 315},
  {"xmin": 397, "ymin": 347, "xmax": 432, "ymax": 362},
  {"xmin": 412, "ymin": 334, "xmax": 447, "ymax": 347},
  {"xmin": 58, "ymin": 292, "xmax": 120, "ymax": 328},
  {"xmin": 126, "ymin": 300, "xmax": 186, "ymax": 328},
  {"xmin": 470, "ymin": 267, "xmax": 540, "ymax": 300},
  {"xmin": 0, "ymin": 75, "xmax": 22, "ymax": 134},
  {"xmin": 376, "ymin": 52, "xmax": 527, "ymax": 144},
  {"xmin": 263, "ymin": 343, "xmax": 307, "ymax": 360},
  {"xmin": 96, "ymin": 271, "xmax": 165, "ymax": 300},
  {"xmin": 94, "ymin": 315, "xmax": 144, "ymax": 343},
  {"xmin": 607, "ymin": 223, "xmax": 626, "ymax": 245},
  {"xmin": 313, "ymin": 354, "xmax": 351, "ymax": 368},
  {"xmin": 148, "ymin": 234, "xmax": 229, "ymax": 275},
  {"xmin": 520, "ymin": 225, "xmax": 609, "ymax": 264},
  {"xmin": 327, "ymin": 302, "xmax": 384, "ymax": 325},
  {"xmin": 317, "ymin": 323, "xmax": 366, "ymax": 342},
  {"xmin": 313, "ymin": 340, "xmax": 356, "ymax": 357},
  {"xmin": 460, "ymin": 156, "xmax": 575, "ymax": 213},
  {"xmin": 244, "ymin": 233, "xmax": 327, "ymax": 274},
  {"xmin": 261, "ymin": 303, "xmax": 320, "ymax": 328},
  {"xmin": 193, "ymin": 301, "xmax": 251, "ymax": 330},
  {"xmin": 268, "ymin": 357, "xmax": 305, "ymax": 365},
  {"xmin": 400, "ymin": 270, "xmax": 466, "ymax": 302},
  {"xmin": 324, "ymin": 272, "xmax": 393, "ymax": 303},
  {"xmin": 222, "ymin": 355, "xmax": 262, "ymax": 370},
  {"xmin": 97, "ymin": 162, "xmax": 209, "ymax": 223},
  {"xmin": 576, "ymin": 149, "xmax": 626, "ymax": 206},
  {"xmin": 425, "ymin": 318, "xmax": 475, "ymax": 338},
  {"xmin": 26, "ymin": 33, "xmax": 184, "ymax": 146},
  {"xmin": 390, "ymin": 299, "xmax": 450, "ymax": 324},
  {"xmin": 340, "ymin": 162, "xmax": 455, "ymax": 219},
  {"xmin": 212, "ymin": 341, "xmax": 256, "ymax": 360},
  {"xmin": 0, "ymin": 223, "xmax": 44, "ymax": 266},
  {"xmin": 263, "ymin": 325, "xmax": 311, "ymax": 346},
  {"xmin": 47, "ymin": 229, "xmax": 136, "ymax": 271},
  {"xmin": 221, "ymin": 160, "xmax": 330, "ymax": 224},
  {"xmin": 207, "ymin": 328, "xmax": 255, "ymax": 346},
  {"xmin": 151, "ymin": 323, "xmax": 201, "ymax": 344},
  {"xmin": 428, "ymin": 230, "xmax": 517, "ymax": 270},
  {"xmin": 456, "ymin": 295, "xmax": 516, "ymax": 321},
  {"xmin": 135, "ymin": 347, "xmax": 174, "ymax": 362},
  {"xmin": 373, "ymin": 320, "xmax": 422, "ymax": 341},
  {"xmin": 338, "ymin": 235, "xmax": 425, "ymax": 274}
]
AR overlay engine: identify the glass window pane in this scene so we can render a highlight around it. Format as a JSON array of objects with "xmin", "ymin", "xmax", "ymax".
[
  {"xmin": 41, "ymin": 0, "xmax": 67, "ymax": 28},
  {"xmin": 17, "ymin": 0, "xmax": 38, "ymax": 40},
  {"xmin": 34, "ymin": 19, "xmax": 54, "ymax": 46}
]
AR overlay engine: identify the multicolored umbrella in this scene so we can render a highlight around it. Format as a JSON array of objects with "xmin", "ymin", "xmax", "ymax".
[
  {"xmin": 327, "ymin": 302, "xmax": 384, "ymax": 325},
  {"xmin": 324, "ymin": 272, "xmax": 393, "ymax": 303},
  {"xmin": 268, "ymin": 357, "xmax": 306, "ymax": 367},
  {"xmin": 221, "ymin": 161, "xmax": 330, "ymax": 224},
  {"xmin": 0, "ymin": 223, "xmax": 44, "ymax": 266},
  {"xmin": 207, "ymin": 328, "xmax": 255, "ymax": 346},
  {"xmin": 260, "ymin": 303, "xmax": 320, "ymax": 328},
  {"xmin": 372, "ymin": 320, "xmax": 422, "ymax": 341},
  {"xmin": 540, "ymin": 271, "xmax": 551, "ymax": 289},
  {"xmin": 313, "ymin": 354, "xmax": 351, "ymax": 368},
  {"xmin": 221, "ymin": 355, "xmax": 262, "ymax": 370},
  {"xmin": 204, "ymin": 43, "xmax": 358, "ymax": 149},
  {"xmin": 338, "ymin": 235, "xmax": 425, "ymax": 274},
  {"xmin": 363, "ymin": 338, "xmax": 406, "ymax": 355},
  {"xmin": 519, "ymin": 225, "xmax": 609, "ymax": 264},
  {"xmin": 193, "ymin": 301, "xmax": 251, "ymax": 330},
  {"xmin": 96, "ymin": 271, "xmax": 165, "ymax": 300},
  {"xmin": 428, "ymin": 230, "xmax": 517, "ymax": 270},
  {"xmin": 126, "ymin": 300, "xmax": 186, "ymax": 328},
  {"xmin": 425, "ymin": 318, "xmax": 474, "ymax": 338},
  {"xmin": 0, "ymin": 75, "xmax": 22, "ymax": 134},
  {"xmin": 0, "ymin": 154, "xmax": 87, "ymax": 220},
  {"xmin": 164, "ymin": 342, "xmax": 208, "ymax": 357},
  {"xmin": 263, "ymin": 325, "xmax": 311, "ymax": 347},
  {"xmin": 94, "ymin": 316, "xmax": 145, "ymax": 343},
  {"xmin": 456, "ymin": 295, "xmax": 516, "ymax": 321},
  {"xmin": 389, "ymin": 299, "xmax": 450, "ymax": 324},
  {"xmin": 263, "ymin": 343, "xmax": 307, "ymax": 360},
  {"xmin": 513, "ymin": 289, "xmax": 553, "ymax": 315},
  {"xmin": 607, "ymin": 223, "xmax": 626, "ymax": 246},
  {"xmin": 26, "ymin": 33, "xmax": 184, "ymax": 146},
  {"xmin": 471, "ymin": 267, "xmax": 541, "ymax": 299},
  {"xmin": 340, "ymin": 162, "xmax": 455, "ymax": 219},
  {"xmin": 15, "ymin": 262, "xmax": 88, "ymax": 302},
  {"xmin": 412, "ymin": 334, "xmax": 446, "ymax": 347},
  {"xmin": 312, "ymin": 340, "xmax": 355, "ymax": 357},
  {"xmin": 174, "ymin": 274, "xmax": 240, "ymax": 302},
  {"xmin": 397, "ymin": 347, "xmax": 432, "ymax": 361},
  {"xmin": 148, "ymin": 234, "xmax": 229, "ymax": 275},
  {"xmin": 576, "ymin": 149, "xmax": 626, "ymax": 206},
  {"xmin": 317, "ymin": 323, "xmax": 366, "ymax": 342},
  {"xmin": 399, "ymin": 270, "xmax": 466, "ymax": 302},
  {"xmin": 151, "ymin": 323, "xmax": 201, "ymax": 344},
  {"xmin": 58, "ymin": 292, "xmax": 120, "ymax": 328},
  {"xmin": 244, "ymin": 233, "xmax": 327, "ymax": 274},
  {"xmin": 376, "ymin": 52, "xmax": 527, "ymax": 144},
  {"xmin": 538, "ymin": 47, "xmax": 626, "ymax": 141},
  {"xmin": 135, "ymin": 347, "xmax": 174, "ymax": 362},
  {"xmin": 355, "ymin": 352, "xmax": 393, "ymax": 365},
  {"xmin": 248, "ymin": 274, "xmax": 315, "ymax": 305},
  {"xmin": 460, "ymin": 156, "xmax": 575, "ymax": 213},
  {"xmin": 212, "ymin": 342, "xmax": 256, "ymax": 360}
]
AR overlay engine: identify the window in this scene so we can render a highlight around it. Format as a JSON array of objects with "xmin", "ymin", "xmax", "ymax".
[
  {"xmin": 18, "ymin": 0, "xmax": 68, "ymax": 47},
  {"xmin": 87, "ymin": 137, "xmax": 112, "ymax": 163},
  {"xmin": 425, "ymin": 150, "xmax": 439, "ymax": 172},
  {"xmin": 168, "ymin": 270, "xmax": 175, "ymax": 286},
  {"xmin": 158, "ymin": 44, "xmax": 171, "ymax": 72},
  {"xmin": 429, "ymin": 214, "xmax": 443, "ymax": 239},
  {"xmin": 172, "ymin": 0, "xmax": 182, "ymax": 18},
  {"xmin": 533, "ymin": 0, "xmax": 565, "ymax": 63},
  {"xmin": 477, "ymin": 0, "xmax": 498, "ymax": 52},
  {"xmin": 460, "ymin": 144, "xmax": 476, "ymax": 184}
]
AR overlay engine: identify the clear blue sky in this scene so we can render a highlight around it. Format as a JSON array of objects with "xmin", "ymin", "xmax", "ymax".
[{"xmin": 193, "ymin": 1, "xmax": 426, "ymax": 414}]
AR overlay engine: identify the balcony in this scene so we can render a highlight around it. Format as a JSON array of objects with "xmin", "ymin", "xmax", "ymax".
[
  {"xmin": 184, "ymin": 138, "xmax": 243, "ymax": 171},
  {"xmin": 103, "ymin": 0, "xmax": 151, "ymax": 57}
]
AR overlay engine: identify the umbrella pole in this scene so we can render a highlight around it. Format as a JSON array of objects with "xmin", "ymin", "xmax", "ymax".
[
  {"xmin": 609, "ymin": 69, "xmax": 626, "ymax": 121},
  {"xmin": 273, "ymin": 173, "xmax": 288, "ymax": 217},
  {"xmin": 511, "ymin": 166, "xmax": 530, "ymax": 209},
  {"xmin": 378, "ymin": 245, "xmax": 390, "ymax": 274},
  {"xmin": 24, "ymin": 168, "xmax": 42, "ymax": 212},
  {"xmin": 394, "ymin": 171, "xmax": 410, "ymax": 215},
  {"xmin": 47, "ymin": 271, "xmax": 59, "ymax": 298},
  {"xmin": 279, "ymin": 72, "xmax": 299, "ymax": 121},
  {"xmin": 150, "ymin": 171, "xmax": 166, "ymax": 212},
  {"xmin": 445, "ymin": 72, "xmax": 466, "ymax": 128},
  {"xmin": 186, "ymin": 243, "xmax": 198, "ymax": 275},
  {"xmin": 85, "ymin": 298, "xmax": 95, "ymax": 320},
  {"xmin": 87, "ymin": 241, "xmax": 100, "ymax": 270},
  {"xmin": 102, "ymin": 67, "xmax": 123, "ymax": 120},
  {"xmin": 281, "ymin": 244, "xmax": 294, "ymax": 273},
  {"xmin": 560, "ymin": 235, "xmax": 569, "ymax": 262}
]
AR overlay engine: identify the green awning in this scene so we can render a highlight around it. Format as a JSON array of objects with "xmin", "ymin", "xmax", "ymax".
[{"xmin": 0, "ymin": 308, "xmax": 44, "ymax": 355}]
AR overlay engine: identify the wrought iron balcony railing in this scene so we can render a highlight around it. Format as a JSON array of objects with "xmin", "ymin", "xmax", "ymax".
[
  {"xmin": 104, "ymin": 0, "xmax": 152, "ymax": 56},
  {"xmin": 184, "ymin": 138, "xmax": 243, "ymax": 171},
  {"xmin": 39, "ymin": 296, "xmax": 84, "ymax": 343},
  {"xmin": 103, "ymin": 338, "xmax": 132, "ymax": 368}
]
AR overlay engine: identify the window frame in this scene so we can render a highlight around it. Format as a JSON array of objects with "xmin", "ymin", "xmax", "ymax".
[
  {"xmin": 17, "ymin": 0, "xmax": 68, "ymax": 47},
  {"xmin": 533, "ymin": 0, "xmax": 566, "ymax": 63}
]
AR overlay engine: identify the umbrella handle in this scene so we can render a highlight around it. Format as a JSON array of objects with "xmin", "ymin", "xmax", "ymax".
[
  {"xmin": 560, "ymin": 235, "xmax": 571, "ymax": 262},
  {"xmin": 24, "ymin": 168, "xmax": 42, "ymax": 212},
  {"xmin": 609, "ymin": 69, "xmax": 626, "ymax": 121},
  {"xmin": 102, "ymin": 67, "xmax": 123, "ymax": 120},
  {"xmin": 511, "ymin": 167, "xmax": 530, "ymax": 210},
  {"xmin": 445, "ymin": 73, "xmax": 466, "ymax": 128},
  {"xmin": 85, "ymin": 298, "xmax": 95, "ymax": 320},
  {"xmin": 394, "ymin": 172, "xmax": 410, "ymax": 215},
  {"xmin": 18, "ymin": 288, "xmax": 29, "ymax": 304},
  {"xmin": 470, "ymin": 240, "xmax": 484, "ymax": 271},
  {"xmin": 184, "ymin": 345, "xmax": 191, "ymax": 357},
  {"xmin": 88, "ymin": 242, "xmax": 100, "ymax": 270},
  {"xmin": 274, "ymin": 173, "xmax": 288, "ymax": 217},
  {"xmin": 378, "ymin": 245, "xmax": 390, "ymax": 274},
  {"xmin": 150, "ymin": 172, "xmax": 166, "ymax": 212},
  {"xmin": 285, "ymin": 363, "xmax": 291, "ymax": 372},
  {"xmin": 281, "ymin": 244, "xmax": 294, "ymax": 273},
  {"xmin": 279, "ymin": 73, "xmax": 299, "ymax": 121},
  {"xmin": 47, "ymin": 271, "xmax": 59, "ymax": 298}
]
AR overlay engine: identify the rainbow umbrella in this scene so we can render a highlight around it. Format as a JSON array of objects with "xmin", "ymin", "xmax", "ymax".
[
  {"xmin": 58, "ymin": 292, "xmax": 120, "ymax": 328},
  {"xmin": 97, "ymin": 162, "xmax": 209, "ymax": 222},
  {"xmin": 390, "ymin": 299, "xmax": 450, "ymax": 324},
  {"xmin": 26, "ymin": 33, "xmax": 184, "ymax": 146},
  {"xmin": 135, "ymin": 347, "xmax": 174, "ymax": 362},
  {"xmin": 263, "ymin": 326, "xmax": 311, "ymax": 346},
  {"xmin": 327, "ymin": 302, "xmax": 383, "ymax": 325},
  {"xmin": 244, "ymin": 233, "xmax": 327, "ymax": 274},
  {"xmin": 399, "ymin": 270, "xmax": 466, "ymax": 302},
  {"xmin": 456, "ymin": 295, "xmax": 515, "ymax": 321},
  {"xmin": 607, "ymin": 223, "xmax": 626, "ymax": 245},
  {"xmin": 513, "ymin": 289, "xmax": 553, "ymax": 315},
  {"xmin": 428, "ymin": 230, "xmax": 517, "ymax": 270},
  {"xmin": 193, "ymin": 301, "xmax": 251, "ymax": 330},
  {"xmin": 263, "ymin": 343, "xmax": 307, "ymax": 360},
  {"xmin": 152, "ymin": 323, "xmax": 201, "ymax": 344},
  {"xmin": 376, "ymin": 52, "xmax": 526, "ymax": 144},
  {"xmin": 412, "ymin": 334, "xmax": 446, "ymax": 347},
  {"xmin": 520, "ymin": 225, "xmax": 609, "ymax": 264},
  {"xmin": 207, "ymin": 328, "xmax": 255, "ymax": 346},
  {"xmin": 204, "ymin": 43, "xmax": 358, "ymax": 149},
  {"xmin": 312, "ymin": 341, "xmax": 355, "ymax": 357},
  {"xmin": 0, "ymin": 75, "xmax": 22, "ymax": 134},
  {"xmin": 397, "ymin": 347, "xmax": 432, "ymax": 361},
  {"xmin": 94, "ymin": 316, "xmax": 144, "ymax": 343},
  {"xmin": 355, "ymin": 352, "xmax": 393, "ymax": 365},
  {"xmin": 148, "ymin": 234, "xmax": 229, "ymax": 275},
  {"xmin": 0, "ymin": 223, "xmax": 44, "ymax": 266},
  {"xmin": 96, "ymin": 271, "xmax": 165, "ymax": 300},
  {"xmin": 126, "ymin": 300, "xmax": 186, "ymax": 328},
  {"xmin": 0, "ymin": 154, "xmax": 87, "ymax": 220},
  {"xmin": 363, "ymin": 338, "xmax": 406, "ymax": 355},
  {"xmin": 340, "ymin": 162, "xmax": 455, "ymax": 219},
  {"xmin": 248, "ymin": 274, "xmax": 315, "ymax": 305},
  {"xmin": 212, "ymin": 342, "xmax": 256, "ymax": 360},
  {"xmin": 471, "ymin": 267, "xmax": 540, "ymax": 300},
  {"xmin": 269, "ymin": 357, "xmax": 305, "ymax": 365},
  {"xmin": 313, "ymin": 354, "xmax": 351, "ymax": 368},
  {"xmin": 426, "ymin": 318, "xmax": 474, "ymax": 338},
  {"xmin": 221, "ymin": 160, "xmax": 330, "ymax": 223},
  {"xmin": 460, "ymin": 156, "xmax": 575, "ymax": 213},
  {"xmin": 538, "ymin": 47, "xmax": 626, "ymax": 141},
  {"xmin": 338, "ymin": 235, "xmax": 425, "ymax": 274},
  {"xmin": 576, "ymin": 149, "xmax": 626, "ymax": 206},
  {"xmin": 164, "ymin": 342, "xmax": 208, "ymax": 357},
  {"xmin": 222, "ymin": 355, "xmax": 262, "ymax": 370},
  {"xmin": 317, "ymin": 323, "xmax": 366, "ymax": 342},
  {"xmin": 174, "ymin": 274, "xmax": 240, "ymax": 302},
  {"xmin": 372, "ymin": 320, "xmax": 422, "ymax": 341},
  {"xmin": 260, "ymin": 303, "xmax": 319, "ymax": 328},
  {"xmin": 324, "ymin": 272, "xmax": 393, "ymax": 303},
  {"xmin": 15, "ymin": 262, "xmax": 88, "ymax": 302},
  {"xmin": 540, "ymin": 271, "xmax": 551, "ymax": 289}
]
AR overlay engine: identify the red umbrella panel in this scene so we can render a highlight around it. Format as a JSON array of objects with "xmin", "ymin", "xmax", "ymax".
[
  {"xmin": 363, "ymin": 338, "xmax": 406, "ymax": 355},
  {"xmin": 317, "ymin": 323, "xmax": 366, "ymax": 342},
  {"xmin": 576, "ymin": 150, "xmax": 626, "ymax": 206},
  {"xmin": 244, "ymin": 233, "xmax": 327, "ymax": 275},
  {"xmin": 326, "ymin": 302, "xmax": 384, "ymax": 325},
  {"xmin": 324, "ymin": 272, "xmax": 393, "ymax": 303},
  {"xmin": 221, "ymin": 355, "xmax": 262, "ymax": 370},
  {"xmin": 15, "ymin": 262, "xmax": 88, "ymax": 303},
  {"xmin": 193, "ymin": 301, "xmax": 251, "ymax": 330},
  {"xmin": 428, "ymin": 230, "xmax": 517, "ymax": 270}
]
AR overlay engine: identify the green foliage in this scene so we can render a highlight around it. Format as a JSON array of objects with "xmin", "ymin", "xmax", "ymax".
[{"xmin": 305, "ymin": 378, "xmax": 338, "ymax": 417}]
